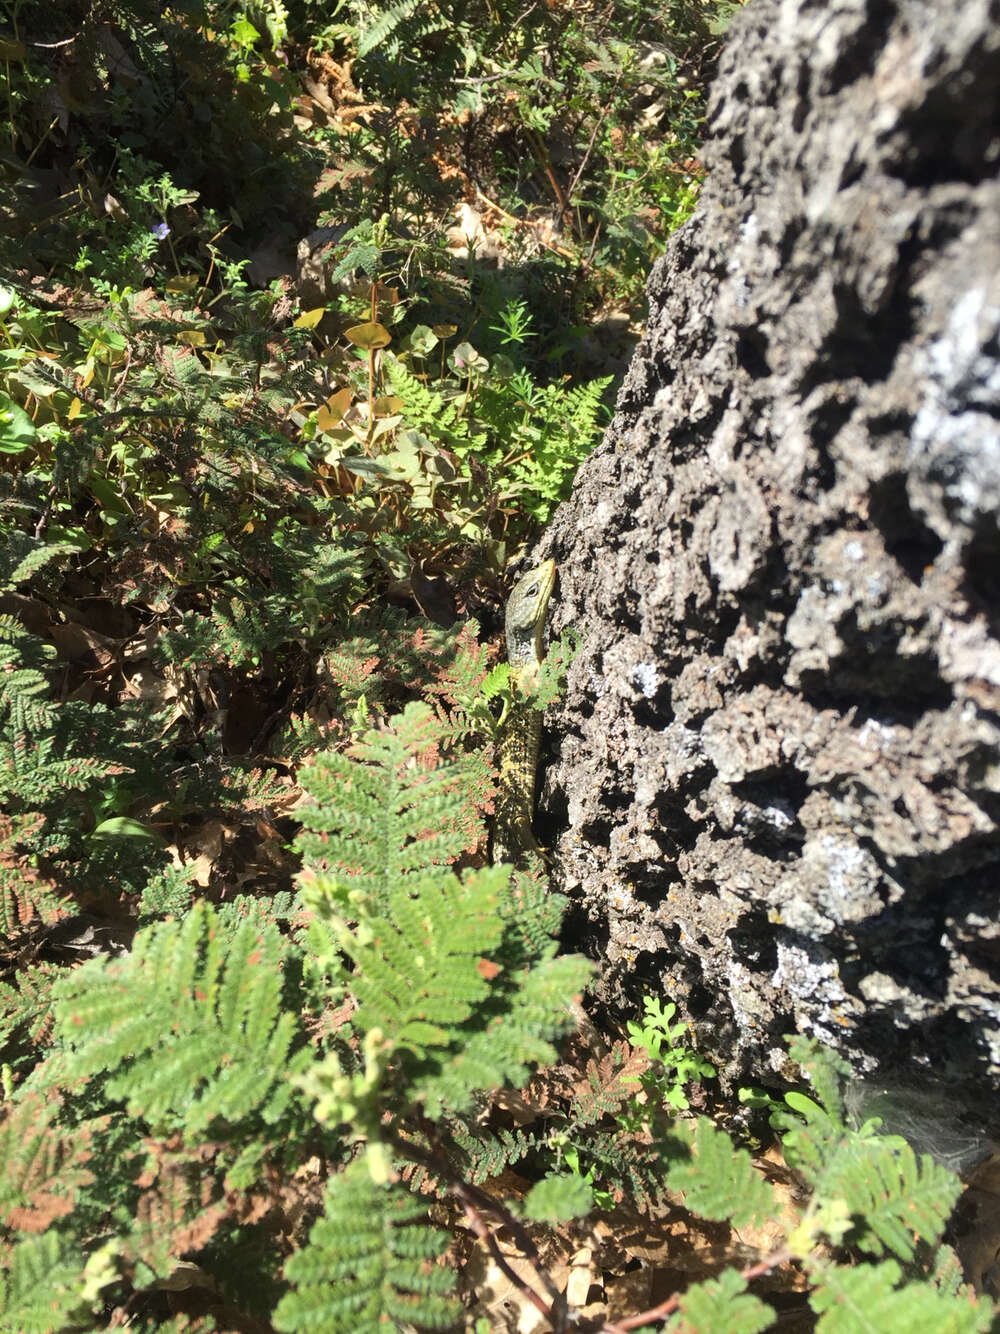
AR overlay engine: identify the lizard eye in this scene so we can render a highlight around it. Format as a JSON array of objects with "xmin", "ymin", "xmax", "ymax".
[{"xmin": 524, "ymin": 583, "xmax": 538, "ymax": 598}]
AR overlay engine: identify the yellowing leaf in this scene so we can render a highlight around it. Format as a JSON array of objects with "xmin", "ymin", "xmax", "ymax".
[
  {"xmin": 165, "ymin": 274, "xmax": 200, "ymax": 294},
  {"xmin": 344, "ymin": 321, "xmax": 391, "ymax": 350},
  {"xmin": 317, "ymin": 386, "xmax": 352, "ymax": 431},
  {"xmin": 67, "ymin": 396, "xmax": 83, "ymax": 421},
  {"xmin": 371, "ymin": 396, "xmax": 404, "ymax": 416},
  {"xmin": 176, "ymin": 330, "xmax": 207, "ymax": 347},
  {"xmin": 294, "ymin": 307, "xmax": 327, "ymax": 329}
]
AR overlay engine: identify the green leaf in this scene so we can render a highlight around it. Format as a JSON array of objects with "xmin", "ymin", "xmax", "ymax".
[
  {"xmin": 0, "ymin": 393, "xmax": 36, "ymax": 454},
  {"xmin": 230, "ymin": 16, "xmax": 260, "ymax": 46},
  {"xmin": 524, "ymin": 1172, "xmax": 593, "ymax": 1223},
  {"xmin": 407, "ymin": 324, "xmax": 439, "ymax": 357},
  {"xmin": 90, "ymin": 816, "xmax": 165, "ymax": 845},
  {"xmin": 344, "ymin": 321, "xmax": 391, "ymax": 351},
  {"xmin": 294, "ymin": 307, "xmax": 327, "ymax": 330}
]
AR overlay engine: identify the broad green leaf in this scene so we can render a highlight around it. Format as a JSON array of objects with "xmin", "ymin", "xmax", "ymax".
[
  {"xmin": 0, "ymin": 393, "xmax": 36, "ymax": 453},
  {"xmin": 90, "ymin": 817, "xmax": 164, "ymax": 845}
]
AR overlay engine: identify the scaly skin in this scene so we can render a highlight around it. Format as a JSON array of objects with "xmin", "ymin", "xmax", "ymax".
[{"xmin": 492, "ymin": 558, "xmax": 556, "ymax": 866}]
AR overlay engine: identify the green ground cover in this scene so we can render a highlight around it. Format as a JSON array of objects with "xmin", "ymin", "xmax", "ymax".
[{"xmin": 0, "ymin": 3, "xmax": 992, "ymax": 1331}]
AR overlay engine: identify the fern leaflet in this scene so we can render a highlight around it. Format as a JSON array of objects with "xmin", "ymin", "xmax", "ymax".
[
  {"xmin": 808, "ymin": 1260, "xmax": 995, "ymax": 1334},
  {"xmin": 41, "ymin": 902, "xmax": 308, "ymax": 1137},
  {"xmin": 661, "ymin": 1115, "xmax": 772, "ymax": 1229},
  {"xmin": 273, "ymin": 1159, "xmax": 459, "ymax": 1333},
  {"xmin": 664, "ymin": 1268, "xmax": 774, "ymax": 1334}
]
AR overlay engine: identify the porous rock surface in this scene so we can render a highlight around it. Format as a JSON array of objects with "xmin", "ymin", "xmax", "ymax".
[{"xmin": 538, "ymin": 0, "xmax": 1000, "ymax": 1117}]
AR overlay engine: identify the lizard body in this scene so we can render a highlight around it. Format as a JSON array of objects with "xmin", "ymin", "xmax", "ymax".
[{"xmin": 491, "ymin": 558, "xmax": 555, "ymax": 866}]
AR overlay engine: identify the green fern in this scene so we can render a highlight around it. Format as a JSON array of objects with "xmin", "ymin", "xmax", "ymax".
[
  {"xmin": 449, "ymin": 1122, "xmax": 549, "ymax": 1184},
  {"xmin": 3, "ymin": 541, "xmax": 82, "ymax": 589},
  {"xmin": 662, "ymin": 1115, "xmax": 772, "ymax": 1229},
  {"xmin": 0, "ymin": 1230, "xmax": 93, "ymax": 1334},
  {"xmin": 407, "ymin": 922, "xmax": 589, "ymax": 1118},
  {"xmin": 808, "ymin": 1259, "xmax": 995, "ymax": 1333},
  {"xmin": 340, "ymin": 863, "xmax": 509, "ymax": 1057},
  {"xmin": 274, "ymin": 1160, "xmax": 459, "ymax": 1333},
  {"xmin": 775, "ymin": 1039, "xmax": 961, "ymax": 1260},
  {"xmin": 524, "ymin": 1171, "xmax": 594, "ymax": 1223},
  {"xmin": 40, "ymin": 902, "xmax": 309, "ymax": 1138},
  {"xmin": 295, "ymin": 701, "xmax": 488, "ymax": 911},
  {"xmin": 0, "ymin": 960, "xmax": 58, "ymax": 1050},
  {"xmin": 664, "ymin": 1269, "xmax": 774, "ymax": 1334},
  {"xmin": 355, "ymin": 0, "xmax": 446, "ymax": 60},
  {"xmin": 301, "ymin": 855, "xmax": 589, "ymax": 1120},
  {"xmin": 383, "ymin": 355, "xmax": 487, "ymax": 456}
]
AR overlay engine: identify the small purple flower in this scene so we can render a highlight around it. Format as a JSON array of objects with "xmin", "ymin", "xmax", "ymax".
[{"xmin": 151, "ymin": 222, "xmax": 170, "ymax": 240}]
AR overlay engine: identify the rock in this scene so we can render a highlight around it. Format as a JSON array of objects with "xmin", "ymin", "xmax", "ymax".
[{"xmin": 539, "ymin": 0, "xmax": 1000, "ymax": 1122}]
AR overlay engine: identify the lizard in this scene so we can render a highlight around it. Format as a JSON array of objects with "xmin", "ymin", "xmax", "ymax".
[{"xmin": 491, "ymin": 557, "xmax": 556, "ymax": 867}]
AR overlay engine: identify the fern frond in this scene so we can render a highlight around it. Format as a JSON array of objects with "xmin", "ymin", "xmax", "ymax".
[
  {"xmin": 295, "ymin": 701, "xmax": 485, "ymax": 906},
  {"xmin": 383, "ymin": 356, "xmax": 487, "ymax": 455},
  {"xmin": 808, "ymin": 1260, "xmax": 995, "ymax": 1333},
  {"xmin": 411, "ymin": 946, "xmax": 590, "ymax": 1118},
  {"xmin": 273, "ymin": 1159, "xmax": 459, "ymax": 1333},
  {"xmin": 524, "ymin": 1172, "xmax": 593, "ymax": 1222},
  {"xmin": 0, "ymin": 819, "xmax": 68, "ymax": 934},
  {"xmin": 0, "ymin": 1231, "xmax": 90, "ymax": 1333},
  {"xmin": 5, "ymin": 541, "xmax": 82, "ymax": 588},
  {"xmin": 344, "ymin": 864, "xmax": 507, "ymax": 1061},
  {"xmin": 498, "ymin": 867, "xmax": 568, "ymax": 962},
  {"xmin": 44, "ymin": 902, "xmax": 307, "ymax": 1137},
  {"xmin": 820, "ymin": 1137, "xmax": 959, "ymax": 1261},
  {"xmin": 788, "ymin": 1034, "xmax": 850, "ymax": 1124},
  {"xmin": 123, "ymin": 1138, "xmax": 230, "ymax": 1283},
  {"xmin": 0, "ymin": 961, "xmax": 58, "ymax": 1047},
  {"xmin": 579, "ymin": 1128, "xmax": 668, "ymax": 1213},
  {"xmin": 324, "ymin": 857, "xmax": 587, "ymax": 1116},
  {"xmin": 569, "ymin": 1039, "xmax": 650, "ymax": 1128},
  {"xmin": 777, "ymin": 1042, "xmax": 961, "ymax": 1260},
  {"xmin": 356, "ymin": 0, "xmax": 447, "ymax": 59},
  {"xmin": 661, "ymin": 1116, "xmax": 772, "ymax": 1229},
  {"xmin": 0, "ymin": 1093, "xmax": 94, "ymax": 1233},
  {"xmin": 449, "ymin": 1122, "xmax": 549, "ymax": 1184},
  {"xmin": 664, "ymin": 1268, "xmax": 774, "ymax": 1334}
]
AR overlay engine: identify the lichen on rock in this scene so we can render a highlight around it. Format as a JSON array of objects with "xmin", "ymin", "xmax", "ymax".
[{"xmin": 539, "ymin": 0, "xmax": 1000, "ymax": 1122}]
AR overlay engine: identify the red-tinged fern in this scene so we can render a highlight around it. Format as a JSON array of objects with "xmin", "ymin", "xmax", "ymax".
[
  {"xmin": 567, "ymin": 1039, "xmax": 652, "ymax": 1129},
  {"xmin": 295, "ymin": 701, "xmax": 488, "ymax": 898},
  {"xmin": 0, "ymin": 1092, "xmax": 95, "ymax": 1233},
  {"xmin": 41, "ymin": 901, "xmax": 311, "ymax": 1140},
  {"xmin": 0, "ymin": 960, "xmax": 59, "ymax": 1048},
  {"xmin": 0, "ymin": 815, "xmax": 69, "ymax": 937},
  {"xmin": 123, "ymin": 1137, "xmax": 232, "ymax": 1284}
]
